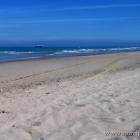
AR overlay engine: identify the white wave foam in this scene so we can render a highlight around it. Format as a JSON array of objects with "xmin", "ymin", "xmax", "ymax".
[
  {"xmin": 0, "ymin": 51, "xmax": 34, "ymax": 54},
  {"xmin": 110, "ymin": 47, "xmax": 140, "ymax": 51},
  {"xmin": 62, "ymin": 49, "xmax": 94, "ymax": 53},
  {"xmin": 48, "ymin": 47, "xmax": 140, "ymax": 56},
  {"xmin": 56, "ymin": 49, "xmax": 94, "ymax": 54}
]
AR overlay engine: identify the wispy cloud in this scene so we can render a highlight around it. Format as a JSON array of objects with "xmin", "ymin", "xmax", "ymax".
[
  {"xmin": 0, "ymin": 17, "xmax": 137, "ymax": 25},
  {"xmin": 1, "ymin": 4, "xmax": 140, "ymax": 13},
  {"xmin": 60, "ymin": 4, "xmax": 140, "ymax": 11},
  {"xmin": 24, "ymin": 17, "xmax": 137, "ymax": 23}
]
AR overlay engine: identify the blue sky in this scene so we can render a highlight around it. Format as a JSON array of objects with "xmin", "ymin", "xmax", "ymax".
[{"xmin": 0, "ymin": 0, "xmax": 140, "ymax": 46}]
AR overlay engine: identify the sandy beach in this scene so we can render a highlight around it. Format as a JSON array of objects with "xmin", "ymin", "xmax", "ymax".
[{"xmin": 0, "ymin": 52, "xmax": 140, "ymax": 140}]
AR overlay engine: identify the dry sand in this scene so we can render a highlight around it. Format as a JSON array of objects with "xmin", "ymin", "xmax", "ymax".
[{"xmin": 0, "ymin": 52, "xmax": 140, "ymax": 140}]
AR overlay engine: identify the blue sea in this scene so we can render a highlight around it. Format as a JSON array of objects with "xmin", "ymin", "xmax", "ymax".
[{"xmin": 0, "ymin": 46, "xmax": 140, "ymax": 62}]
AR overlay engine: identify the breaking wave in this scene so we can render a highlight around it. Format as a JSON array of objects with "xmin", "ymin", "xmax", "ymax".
[{"xmin": 0, "ymin": 51, "xmax": 34, "ymax": 54}]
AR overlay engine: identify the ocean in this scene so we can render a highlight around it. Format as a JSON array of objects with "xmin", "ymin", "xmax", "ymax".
[{"xmin": 0, "ymin": 46, "xmax": 140, "ymax": 62}]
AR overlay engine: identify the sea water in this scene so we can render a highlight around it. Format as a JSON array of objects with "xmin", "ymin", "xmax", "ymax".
[{"xmin": 0, "ymin": 46, "xmax": 140, "ymax": 62}]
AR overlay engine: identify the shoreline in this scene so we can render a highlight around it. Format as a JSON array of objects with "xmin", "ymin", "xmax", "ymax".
[
  {"xmin": 0, "ymin": 50, "xmax": 140, "ymax": 63},
  {"xmin": 0, "ymin": 51, "xmax": 140, "ymax": 139}
]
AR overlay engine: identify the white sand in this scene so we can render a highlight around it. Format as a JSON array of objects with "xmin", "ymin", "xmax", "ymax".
[{"xmin": 0, "ymin": 52, "xmax": 140, "ymax": 140}]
